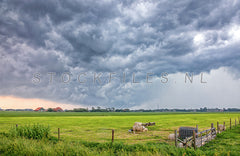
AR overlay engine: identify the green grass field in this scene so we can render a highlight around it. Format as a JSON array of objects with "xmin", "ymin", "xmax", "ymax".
[
  {"xmin": 0, "ymin": 112, "xmax": 240, "ymax": 155},
  {"xmin": 0, "ymin": 112, "xmax": 239, "ymax": 144}
]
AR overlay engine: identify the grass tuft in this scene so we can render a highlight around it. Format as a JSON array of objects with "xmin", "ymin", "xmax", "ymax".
[{"xmin": 9, "ymin": 124, "xmax": 50, "ymax": 139}]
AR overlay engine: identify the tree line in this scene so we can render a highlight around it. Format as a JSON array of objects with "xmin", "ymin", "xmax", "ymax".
[{"xmin": 64, "ymin": 107, "xmax": 240, "ymax": 112}]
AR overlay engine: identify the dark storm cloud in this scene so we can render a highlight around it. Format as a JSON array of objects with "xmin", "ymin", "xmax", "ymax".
[{"xmin": 1, "ymin": 0, "xmax": 240, "ymax": 108}]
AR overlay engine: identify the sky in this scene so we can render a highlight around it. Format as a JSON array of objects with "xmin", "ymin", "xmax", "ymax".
[{"xmin": 0, "ymin": 0, "xmax": 240, "ymax": 109}]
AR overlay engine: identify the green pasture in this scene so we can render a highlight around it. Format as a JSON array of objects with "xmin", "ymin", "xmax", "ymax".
[
  {"xmin": 2, "ymin": 125, "xmax": 240, "ymax": 156},
  {"xmin": 0, "ymin": 112, "xmax": 239, "ymax": 144}
]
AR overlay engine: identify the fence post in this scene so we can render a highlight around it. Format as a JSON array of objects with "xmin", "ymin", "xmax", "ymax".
[
  {"xmin": 230, "ymin": 118, "xmax": 232, "ymax": 130},
  {"xmin": 235, "ymin": 119, "xmax": 237, "ymax": 127},
  {"xmin": 112, "ymin": 129, "xmax": 114, "ymax": 143},
  {"xmin": 217, "ymin": 122, "xmax": 219, "ymax": 134},
  {"xmin": 223, "ymin": 122, "xmax": 225, "ymax": 131},
  {"xmin": 16, "ymin": 124, "xmax": 18, "ymax": 128},
  {"xmin": 58, "ymin": 128, "xmax": 60, "ymax": 140},
  {"xmin": 207, "ymin": 129, "xmax": 209, "ymax": 141},
  {"xmin": 200, "ymin": 132, "xmax": 202, "ymax": 147},
  {"xmin": 211, "ymin": 123, "xmax": 213, "ymax": 139},
  {"xmin": 193, "ymin": 130, "xmax": 196, "ymax": 150},
  {"xmin": 175, "ymin": 130, "xmax": 177, "ymax": 147}
]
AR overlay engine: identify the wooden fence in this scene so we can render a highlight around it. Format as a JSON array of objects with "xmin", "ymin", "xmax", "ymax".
[
  {"xmin": 175, "ymin": 117, "xmax": 240, "ymax": 149},
  {"xmin": 175, "ymin": 126, "xmax": 216, "ymax": 149}
]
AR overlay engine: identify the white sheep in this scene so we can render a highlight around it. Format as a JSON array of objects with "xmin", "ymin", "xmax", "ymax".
[
  {"xmin": 168, "ymin": 133, "xmax": 179, "ymax": 140},
  {"xmin": 143, "ymin": 127, "xmax": 148, "ymax": 132},
  {"xmin": 133, "ymin": 122, "xmax": 148, "ymax": 132},
  {"xmin": 133, "ymin": 122, "xmax": 143, "ymax": 131},
  {"xmin": 218, "ymin": 124, "xmax": 225, "ymax": 131},
  {"xmin": 178, "ymin": 143, "xmax": 183, "ymax": 148},
  {"xmin": 168, "ymin": 133, "xmax": 176, "ymax": 140}
]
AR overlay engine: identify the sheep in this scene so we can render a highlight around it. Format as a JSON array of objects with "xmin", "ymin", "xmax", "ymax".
[
  {"xmin": 168, "ymin": 133, "xmax": 175, "ymax": 140},
  {"xmin": 178, "ymin": 143, "xmax": 183, "ymax": 148},
  {"xmin": 133, "ymin": 122, "xmax": 148, "ymax": 132},
  {"xmin": 168, "ymin": 133, "xmax": 178, "ymax": 140},
  {"xmin": 143, "ymin": 127, "xmax": 148, "ymax": 132},
  {"xmin": 134, "ymin": 122, "xmax": 142, "ymax": 126},
  {"xmin": 218, "ymin": 124, "xmax": 225, "ymax": 131},
  {"xmin": 133, "ymin": 122, "xmax": 143, "ymax": 131},
  {"xmin": 142, "ymin": 122, "xmax": 156, "ymax": 126}
]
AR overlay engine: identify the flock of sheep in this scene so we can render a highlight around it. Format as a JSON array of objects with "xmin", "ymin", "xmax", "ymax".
[{"xmin": 129, "ymin": 122, "xmax": 155, "ymax": 133}]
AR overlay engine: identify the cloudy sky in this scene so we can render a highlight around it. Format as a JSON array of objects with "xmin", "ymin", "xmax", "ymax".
[{"xmin": 0, "ymin": 0, "xmax": 240, "ymax": 109}]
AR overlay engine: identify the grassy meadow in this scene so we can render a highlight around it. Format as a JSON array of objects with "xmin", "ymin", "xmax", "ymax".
[
  {"xmin": 0, "ymin": 112, "xmax": 239, "ymax": 144},
  {"xmin": 0, "ymin": 112, "xmax": 240, "ymax": 155}
]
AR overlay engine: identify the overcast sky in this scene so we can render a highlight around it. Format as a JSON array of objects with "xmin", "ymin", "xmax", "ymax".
[{"xmin": 0, "ymin": 0, "xmax": 240, "ymax": 109}]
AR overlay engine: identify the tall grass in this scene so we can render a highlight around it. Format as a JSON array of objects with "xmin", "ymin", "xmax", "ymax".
[
  {"xmin": 9, "ymin": 124, "xmax": 50, "ymax": 139},
  {"xmin": 0, "ymin": 136, "xmax": 198, "ymax": 156}
]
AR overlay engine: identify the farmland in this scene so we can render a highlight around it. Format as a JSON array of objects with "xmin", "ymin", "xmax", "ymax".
[{"xmin": 0, "ymin": 112, "xmax": 240, "ymax": 155}]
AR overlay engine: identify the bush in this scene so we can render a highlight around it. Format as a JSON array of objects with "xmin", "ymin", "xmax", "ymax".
[{"xmin": 9, "ymin": 124, "xmax": 50, "ymax": 139}]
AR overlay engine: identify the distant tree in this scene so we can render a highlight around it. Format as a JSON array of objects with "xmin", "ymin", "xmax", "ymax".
[
  {"xmin": 73, "ymin": 108, "xmax": 88, "ymax": 112},
  {"xmin": 111, "ymin": 107, "xmax": 115, "ymax": 112},
  {"xmin": 47, "ymin": 108, "xmax": 53, "ymax": 112},
  {"xmin": 203, "ymin": 107, "xmax": 207, "ymax": 112}
]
